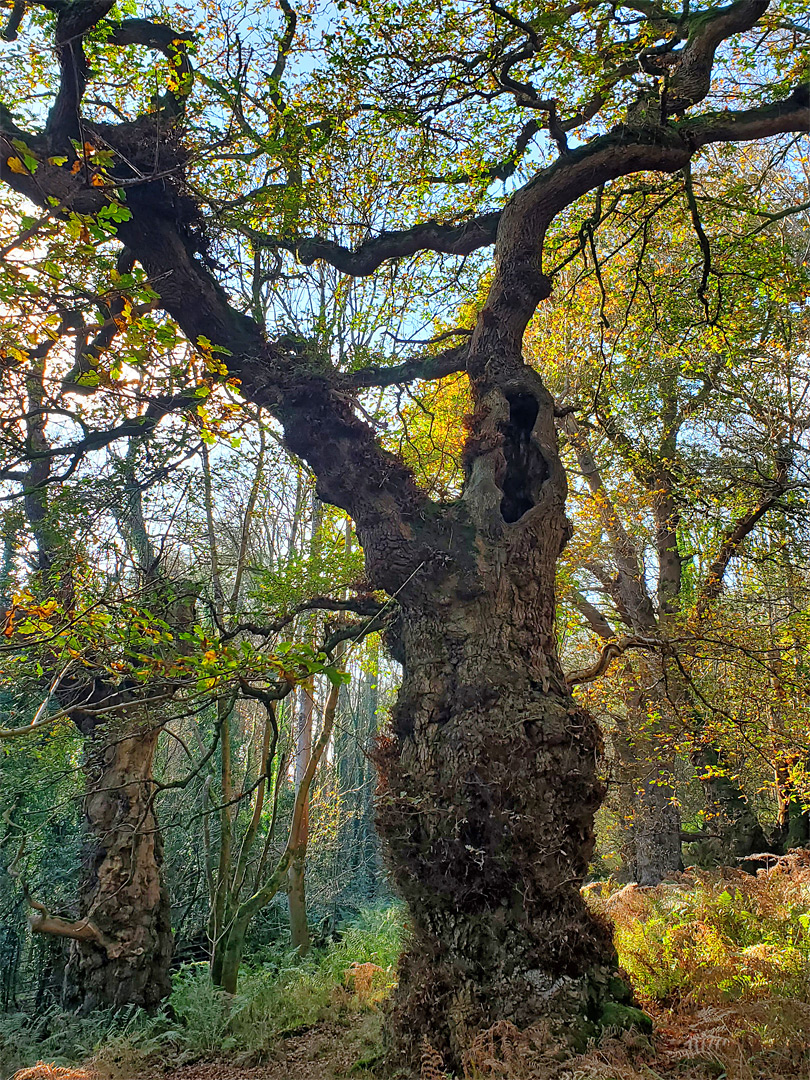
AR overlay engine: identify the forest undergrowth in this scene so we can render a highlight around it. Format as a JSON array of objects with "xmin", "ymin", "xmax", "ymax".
[{"xmin": 3, "ymin": 856, "xmax": 810, "ymax": 1080}]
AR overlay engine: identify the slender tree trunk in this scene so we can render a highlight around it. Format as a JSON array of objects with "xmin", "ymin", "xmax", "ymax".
[
  {"xmin": 217, "ymin": 682, "xmax": 340, "ymax": 993},
  {"xmin": 63, "ymin": 719, "xmax": 172, "ymax": 1012},
  {"xmin": 564, "ymin": 419, "xmax": 683, "ymax": 885},
  {"xmin": 357, "ymin": 661, "xmax": 380, "ymax": 898},
  {"xmin": 286, "ymin": 493, "xmax": 322, "ymax": 953},
  {"xmin": 288, "ymin": 679, "xmax": 313, "ymax": 954},
  {"xmin": 209, "ymin": 697, "xmax": 234, "ymax": 986}
]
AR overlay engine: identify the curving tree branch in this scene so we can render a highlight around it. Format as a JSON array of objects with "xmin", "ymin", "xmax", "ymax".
[{"xmin": 341, "ymin": 343, "xmax": 468, "ymax": 390}]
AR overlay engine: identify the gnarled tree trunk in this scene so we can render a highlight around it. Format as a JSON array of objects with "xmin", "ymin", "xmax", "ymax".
[
  {"xmin": 375, "ymin": 365, "xmax": 635, "ymax": 1070},
  {"xmin": 63, "ymin": 719, "xmax": 172, "ymax": 1012}
]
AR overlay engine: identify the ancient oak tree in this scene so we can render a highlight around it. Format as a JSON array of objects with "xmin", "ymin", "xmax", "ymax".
[{"xmin": 0, "ymin": 0, "xmax": 807, "ymax": 1066}]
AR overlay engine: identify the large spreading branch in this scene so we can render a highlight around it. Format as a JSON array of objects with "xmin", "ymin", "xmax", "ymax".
[
  {"xmin": 217, "ymin": 594, "xmax": 386, "ymax": 642},
  {"xmin": 244, "ymin": 211, "xmax": 501, "ymax": 278},
  {"xmin": 0, "ymin": 0, "xmax": 807, "ymax": 595},
  {"xmin": 340, "ymin": 342, "xmax": 468, "ymax": 390}
]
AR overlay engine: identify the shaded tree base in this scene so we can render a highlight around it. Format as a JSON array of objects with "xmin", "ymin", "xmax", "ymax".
[
  {"xmin": 374, "ymin": 595, "xmax": 641, "ymax": 1074},
  {"xmin": 383, "ymin": 936, "xmax": 645, "ymax": 1074}
]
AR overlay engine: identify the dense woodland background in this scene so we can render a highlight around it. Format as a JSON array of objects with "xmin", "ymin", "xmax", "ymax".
[{"xmin": 0, "ymin": 0, "xmax": 808, "ymax": 1076}]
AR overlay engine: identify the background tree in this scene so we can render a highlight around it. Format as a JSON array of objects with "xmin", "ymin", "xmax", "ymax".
[{"xmin": 527, "ymin": 151, "xmax": 810, "ymax": 880}]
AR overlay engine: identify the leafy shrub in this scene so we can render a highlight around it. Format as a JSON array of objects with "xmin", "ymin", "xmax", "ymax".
[
  {"xmin": 319, "ymin": 903, "xmax": 404, "ymax": 981},
  {"xmin": 226, "ymin": 903, "xmax": 404, "ymax": 1049},
  {"xmin": 165, "ymin": 963, "xmax": 233, "ymax": 1052},
  {"xmin": 0, "ymin": 1006, "xmax": 139, "ymax": 1077}
]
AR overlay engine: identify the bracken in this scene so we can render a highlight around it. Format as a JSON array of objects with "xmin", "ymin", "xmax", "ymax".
[
  {"xmin": 421, "ymin": 1036, "xmax": 447, "ymax": 1080},
  {"xmin": 13, "ymin": 1066, "xmax": 92, "ymax": 1080}
]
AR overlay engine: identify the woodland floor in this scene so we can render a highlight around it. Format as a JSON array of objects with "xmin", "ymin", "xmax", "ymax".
[
  {"xmin": 134, "ymin": 1016, "xmax": 381, "ymax": 1080},
  {"xmin": 9, "ymin": 859, "xmax": 810, "ymax": 1080},
  {"xmin": 12, "ymin": 1003, "xmax": 810, "ymax": 1080},
  {"xmin": 140, "ymin": 1006, "xmax": 810, "ymax": 1080}
]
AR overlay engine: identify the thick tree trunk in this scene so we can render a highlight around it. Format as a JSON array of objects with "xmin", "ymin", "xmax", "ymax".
[
  {"xmin": 625, "ymin": 667, "xmax": 683, "ymax": 885},
  {"xmin": 63, "ymin": 720, "xmax": 172, "ymax": 1011},
  {"xmin": 376, "ymin": 501, "xmax": 636, "ymax": 1070},
  {"xmin": 608, "ymin": 681, "xmax": 682, "ymax": 885},
  {"xmin": 604, "ymin": 714, "xmax": 640, "ymax": 883},
  {"xmin": 777, "ymin": 797, "xmax": 810, "ymax": 851},
  {"xmin": 694, "ymin": 746, "xmax": 767, "ymax": 866},
  {"xmin": 774, "ymin": 753, "xmax": 810, "ymax": 852}
]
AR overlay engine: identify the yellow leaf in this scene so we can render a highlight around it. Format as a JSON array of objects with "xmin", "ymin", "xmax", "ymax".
[{"xmin": 6, "ymin": 156, "xmax": 28, "ymax": 175}]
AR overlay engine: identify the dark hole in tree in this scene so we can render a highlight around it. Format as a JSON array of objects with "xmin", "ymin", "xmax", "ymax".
[{"xmin": 500, "ymin": 392, "xmax": 542, "ymax": 523}]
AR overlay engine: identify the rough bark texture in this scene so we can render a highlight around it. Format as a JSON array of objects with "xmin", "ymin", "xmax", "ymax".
[
  {"xmin": 630, "ymin": 671, "xmax": 683, "ymax": 886},
  {"xmin": 778, "ymin": 798, "xmax": 810, "ymax": 851},
  {"xmin": 373, "ymin": 339, "xmax": 637, "ymax": 1070},
  {"xmin": 774, "ymin": 753, "xmax": 810, "ymax": 852},
  {"xmin": 695, "ymin": 746, "xmax": 767, "ymax": 866},
  {"xmin": 63, "ymin": 720, "xmax": 172, "ymax": 1012},
  {"xmin": 633, "ymin": 774, "xmax": 683, "ymax": 886},
  {"xmin": 377, "ymin": 545, "xmax": 633, "ymax": 1069}
]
